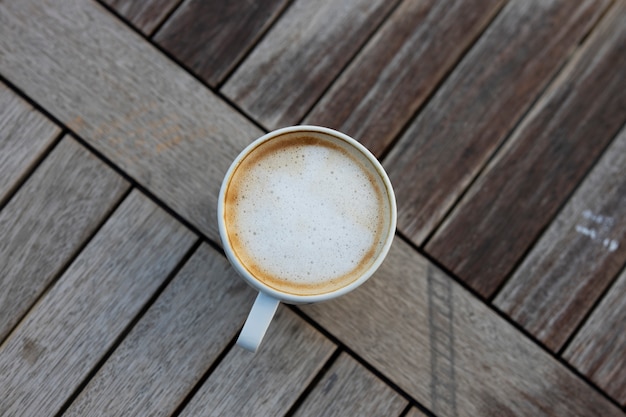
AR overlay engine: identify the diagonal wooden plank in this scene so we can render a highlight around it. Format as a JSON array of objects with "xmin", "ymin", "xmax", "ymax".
[
  {"xmin": 0, "ymin": 82, "xmax": 60, "ymax": 205},
  {"xmin": 154, "ymin": 0, "xmax": 291, "ymax": 87},
  {"xmin": 494, "ymin": 125, "xmax": 626, "ymax": 351},
  {"xmin": 102, "ymin": 0, "xmax": 180, "ymax": 35},
  {"xmin": 0, "ymin": 190, "xmax": 196, "ymax": 417},
  {"xmin": 292, "ymin": 353, "xmax": 408, "ymax": 417},
  {"xmin": 177, "ymin": 306, "xmax": 335, "ymax": 417},
  {"xmin": 0, "ymin": 0, "xmax": 262, "ymax": 242},
  {"xmin": 222, "ymin": 0, "xmax": 399, "ymax": 130},
  {"xmin": 304, "ymin": 0, "xmax": 504, "ymax": 157},
  {"xmin": 301, "ymin": 238, "xmax": 624, "ymax": 417},
  {"xmin": 426, "ymin": 2, "xmax": 626, "ymax": 297},
  {"xmin": 0, "ymin": 136, "xmax": 129, "ymax": 342},
  {"xmin": 564, "ymin": 265, "xmax": 626, "ymax": 406},
  {"xmin": 63, "ymin": 243, "xmax": 257, "ymax": 416},
  {"xmin": 383, "ymin": 0, "xmax": 611, "ymax": 245}
]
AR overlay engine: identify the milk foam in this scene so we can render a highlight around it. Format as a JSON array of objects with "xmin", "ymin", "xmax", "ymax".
[{"xmin": 224, "ymin": 133, "xmax": 390, "ymax": 296}]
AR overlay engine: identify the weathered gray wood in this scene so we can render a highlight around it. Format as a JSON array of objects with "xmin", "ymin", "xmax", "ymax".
[
  {"xmin": 304, "ymin": 0, "xmax": 504, "ymax": 157},
  {"xmin": 564, "ymin": 266, "xmax": 626, "ymax": 406},
  {"xmin": 222, "ymin": 0, "xmax": 398, "ymax": 130},
  {"xmin": 383, "ymin": 0, "xmax": 610, "ymax": 245},
  {"xmin": 102, "ymin": 0, "xmax": 180, "ymax": 35},
  {"xmin": 0, "ymin": 82, "xmax": 60, "ymax": 205},
  {"xmin": 426, "ymin": 2, "xmax": 626, "ymax": 297},
  {"xmin": 178, "ymin": 306, "xmax": 336, "ymax": 417},
  {"xmin": 0, "ymin": 190, "xmax": 196, "ymax": 416},
  {"xmin": 301, "ymin": 238, "xmax": 624, "ymax": 417},
  {"xmin": 155, "ymin": 0, "xmax": 291, "ymax": 86},
  {"xmin": 0, "ymin": 136, "xmax": 129, "ymax": 342},
  {"xmin": 64, "ymin": 243, "xmax": 256, "ymax": 416},
  {"xmin": 495, "ymin": 125, "xmax": 626, "ymax": 351},
  {"xmin": 293, "ymin": 352, "xmax": 407, "ymax": 417},
  {"xmin": 0, "ymin": 0, "xmax": 262, "ymax": 242}
]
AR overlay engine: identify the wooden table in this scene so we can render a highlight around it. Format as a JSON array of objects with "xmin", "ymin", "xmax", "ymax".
[{"xmin": 1, "ymin": 0, "xmax": 624, "ymax": 415}]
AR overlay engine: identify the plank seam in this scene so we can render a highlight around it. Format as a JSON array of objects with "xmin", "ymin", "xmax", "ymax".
[
  {"xmin": 0, "ymin": 128, "xmax": 65, "ymax": 211},
  {"xmin": 0, "ymin": 184, "xmax": 132, "ymax": 349},
  {"xmin": 282, "ymin": 347, "xmax": 342, "ymax": 417},
  {"xmin": 484, "ymin": 0, "xmax": 624, "ymax": 303},
  {"xmin": 558, "ymin": 260, "xmax": 626, "ymax": 357},
  {"xmin": 52, "ymin": 238, "xmax": 202, "ymax": 417},
  {"xmin": 397, "ymin": 403, "xmax": 414, "ymax": 417},
  {"xmin": 214, "ymin": 0, "xmax": 297, "ymax": 90},
  {"xmin": 376, "ymin": 0, "xmax": 508, "ymax": 163},
  {"xmin": 486, "ymin": 119, "xmax": 626, "ymax": 308},
  {"xmin": 296, "ymin": 0, "xmax": 405, "ymax": 126},
  {"xmin": 168, "ymin": 324, "xmax": 243, "ymax": 417},
  {"xmin": 92, "ymin": 0, "xmax": 270, "ymax": 133},
  {"xmin": 288, "ymin": 305, "xmax": 439, "ymax": 417},
  {"xmin": 148, "ymin": 0, "xmax": 187, "ymax": 38},
  {"xmin": 419, "ymin": 0, "xmax": 616, "ymax": 252},
  {"xmin": 0, "ymin": 74, "xmax": 226, "ymax": 256}
]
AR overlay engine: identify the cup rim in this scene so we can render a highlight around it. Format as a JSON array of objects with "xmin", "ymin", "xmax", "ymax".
[{"xmin": 217, "ymin": 125, "xmax": 397, "ymax": 304}]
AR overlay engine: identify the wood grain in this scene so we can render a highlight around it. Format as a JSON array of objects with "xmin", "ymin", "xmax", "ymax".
[
  {"xmin": 293, "ymin": 353, "xmax": 407, "ymax": 417},
  {"xmin": 222, "ymin": 0, "xmax": 398, "ymax": 130},
  {"xmin": 0, "ymin": 190, "xmax": 196, "ymax": 416},
  {"xmin": 64, "ymin": 243, "xmax": 256, "ymax": 416},
  {"xmin": 383, "ymin": 0, "xmax": 611, "ymax": 245},
  {"xmin": 304, "ymin": 0, "xmax": 504, "ymax": 157},
  {"xmin": 0, "ymin": 0, "xmax": 262, "ymax": 242},
  {"xmin": 0, "ymin": 82, "xmax": 60, "ymax": 205},
  {"xmin": 426, "ymin": 2, "xmax": 626, "ymax": 297},
  {"xmin": 155, "ymin": 0, "xmax": 291, "ymax": 87},
  {"xmin": 102, "ymin": 0, "xmax": 180, "ymax": 35},
  {"xmin": 0, "ymin": 136, "xmax": 129, "ymax": 342},
  {"xmin": 564, "ymin": 265, "xmax": 626, "ymax": 406},
  {"xmin": 494, "ymin": 125, "xmax": 626, "ymax": 351},
  {"xmin": 178, "ymin": 306, "xmax": 336, "ymax": 417},
  {"xmin": 301, "ymin": 238, "xmax": 624, "ymax": 417}
]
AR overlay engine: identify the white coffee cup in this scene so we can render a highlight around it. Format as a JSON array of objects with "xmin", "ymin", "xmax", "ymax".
[{"xmin": 218, "ymin": 126, "xmax": 396, "ymax": 352}]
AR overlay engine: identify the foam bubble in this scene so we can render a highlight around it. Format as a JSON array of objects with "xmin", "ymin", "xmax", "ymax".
[{"xmin": 224, "ymin": 132, "xmax": 391, "ymax": 296}]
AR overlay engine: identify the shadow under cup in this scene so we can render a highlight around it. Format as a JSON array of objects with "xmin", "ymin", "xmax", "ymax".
[{"xmin": 218, "ymin": 126, "xmax": 396, "ymax": 351}]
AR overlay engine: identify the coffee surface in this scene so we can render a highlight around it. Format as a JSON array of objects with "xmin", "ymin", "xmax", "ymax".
[{"xmin": 223, "ymin": 131, "xmax": 391, "ymax": 296}]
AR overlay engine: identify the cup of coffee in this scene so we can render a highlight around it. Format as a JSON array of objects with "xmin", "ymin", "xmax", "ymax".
[{"xmin": 218, "ymin": 126, "xmax": 396, "ymax": 352}]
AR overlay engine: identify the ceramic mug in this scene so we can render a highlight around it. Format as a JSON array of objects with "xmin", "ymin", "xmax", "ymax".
[{"xmin": 218, "ymin": 126, "xmax": 396, "ymax": 352}]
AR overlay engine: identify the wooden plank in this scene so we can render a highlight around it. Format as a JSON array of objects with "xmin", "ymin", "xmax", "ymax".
[
  {"xmin": 0, "ymin": 0, "xmax": 263, "ymax": 242},
  {"xmin": 102, "ymin": 0, "xmax": 180, "ymax": 35},
  {"xmin": 0, "ymin": 190, "xmax": 196, "ymax": 416},
  {"xmin": 383, "ymin": 0, "xmax": 611, "ymax": 245},
  {"xmin": 64, "ymin": 243, "xmax": 257, "ymax": 416},
  {"xmin": 564, "ymin": 266, "xmax": 626, "ymax": 406},
  {"xmin": 0, "ymin": 136, "xmax": 129, "ymax": 342},
  {"xmin": 0, "ymin": 82, "xmax": 60, "ymax": 205},
  {"xmin": 494, "ymin": 125, "xmax": 626, "ymax": 351},
  {"xmin": 301, "ymin": 238, "xmax": 624, "ymax": 417},
  {"xmin": 426, "ymin": 2, "xmax": 626, "ymax": 297},
  {"xmin": 304, "ymin": 0, "xmax": 504, "ymax": 157},
  {"xmin": 222, "ymin": 0, "xmax": 399, "ymax": 130},
  {"xmin": 154, "ymin": 0, "xmax": 291, "ymax": 87},
  {"xmin": 178, "ymin": 306, "xmax": 336, "ymax": 417},
  {"xmin": 292, "ymin": 353, "xmax": 407, "ymax": 417}
]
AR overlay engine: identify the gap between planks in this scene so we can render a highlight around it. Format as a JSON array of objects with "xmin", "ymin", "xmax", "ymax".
[{"xmin": 52, "ymin": 238, "xmax": 203, "ymax": 417}]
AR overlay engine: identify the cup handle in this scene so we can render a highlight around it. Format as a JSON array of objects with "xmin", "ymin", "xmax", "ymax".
[{"xmin": 237, "ymin": 292, "xmax": 280, "ymax": 352}]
